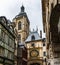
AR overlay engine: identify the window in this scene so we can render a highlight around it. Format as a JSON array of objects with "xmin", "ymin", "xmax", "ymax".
[
  {"xmin": 2, "ymin": 30, "xmax": 5, "ymax": 41},
  {"xmin": 9, "ymin": 52, "xmax": 14, "ymax": 59},
  {"xmin": 43, "ymin": 52, "xmax": 46, "ymax": 56},
  {"xmin": 43, "ymin": 43, "xmax": 45, "ymax": 46},
  {"xmin": 0, "ymin": 47, "xmax": 4, "ymax": 56},
  {"xmin": 7, "ymin": 51, "xmax": 13, "ymax": 59},
  {"xmin": 31, "ymin": 35, "xmax": 35, "ymax": 41},
  {"xmin": 4, "ymin": 49, "xmax": 8, "ymax": 57},
  {"xmin": 18, "ymin": 21, "xmax": 21, "ymax": 30},
  {"xmin": 8, "ymin": 37, "xmax": 11, "ymax": 46},
  {"xmin": 12, "ymin": 40, "xmax": 14, "ymax": 48},
  {"xmin": 5, "ymin": 34, "xmax": 8, "ymax": 44}
]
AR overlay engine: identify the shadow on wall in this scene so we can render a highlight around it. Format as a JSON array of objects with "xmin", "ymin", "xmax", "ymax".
[{"xmin": 50, "ymin": 4, "xmax": 60, "ymax": 43}]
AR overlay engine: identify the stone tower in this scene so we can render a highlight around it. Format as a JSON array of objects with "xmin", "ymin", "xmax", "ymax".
[{"xmin": 13, "ymin": 5, "xmax": 30, "ymax": 43}]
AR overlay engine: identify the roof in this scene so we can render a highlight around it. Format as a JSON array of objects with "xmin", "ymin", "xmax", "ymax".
[
  {"xmin": 15, "ymin": 12, "xmax": 27, "ymax": 18},
  {"xmin": 25, "ymin": 30, "xmax": 42, "ymax": 42}
]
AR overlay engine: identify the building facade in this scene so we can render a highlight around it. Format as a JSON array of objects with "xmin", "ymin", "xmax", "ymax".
[
  {"xmin": 0, "ymin": 16, "xmax": 15, "ymax": 65},
  {"xmin": 25, "ymin": 30, "xmax": 47, "ymax": 65},
  {"xmin": 42, "ymin": 0, "xmax": 60, "ymax": 65}
]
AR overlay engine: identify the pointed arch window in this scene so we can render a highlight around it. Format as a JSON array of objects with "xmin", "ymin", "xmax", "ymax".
[
  {"xmin": 31, "ymin": 35, "xmax": 35, "ymax": 41},
  {"xmin": 18, "ymin": 21, "xmax": 21, "ymax": 30}
]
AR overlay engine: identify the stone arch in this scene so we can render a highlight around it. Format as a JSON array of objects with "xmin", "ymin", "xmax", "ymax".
[{"xmin": 50, "ymin": 4, "xmax": 60, "ymax": 43}]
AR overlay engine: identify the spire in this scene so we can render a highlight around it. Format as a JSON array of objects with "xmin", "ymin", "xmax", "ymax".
[
  {"xmin": 36, "ymin": 26, "xmax": 38, "ymax": 32},
  {"xmin": 40, "ymin": 30, "xmax": 42, "ymax": 38},
  {"xmin": 21, "ymin": 5, "xmax": 25, "ymax": 12}
]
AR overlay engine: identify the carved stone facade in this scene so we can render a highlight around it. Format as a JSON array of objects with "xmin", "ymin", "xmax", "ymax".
[
  {"xmin": 0, "ymin": 16, "xmax": 15, "ymax": 65},
  {"xmin": 42, "ymin": 0, "xmax": 60, "ymax": 65}
]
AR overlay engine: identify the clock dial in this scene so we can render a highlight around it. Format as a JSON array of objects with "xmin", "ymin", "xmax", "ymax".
[{"xmin": 30, "ymin": 50, "xmax": 39, "ymax": 57}]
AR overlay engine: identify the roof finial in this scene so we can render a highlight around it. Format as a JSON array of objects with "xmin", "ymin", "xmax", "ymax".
[
  {"xmin": 21, "ymin": 5, "xmax": 25, "ymax": 12},
  {"xmin": 36, "ymin": 26, "xmax": 38, "ymax": 32}
]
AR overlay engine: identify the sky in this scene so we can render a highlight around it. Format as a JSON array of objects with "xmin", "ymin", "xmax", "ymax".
[{"xmin": 0, "ymin": 0, "xmax": 45, "ymax": 37}]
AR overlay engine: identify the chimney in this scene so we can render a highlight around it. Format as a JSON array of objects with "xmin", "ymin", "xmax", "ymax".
[{"xmin": 40, "ymin": 30, "xmax": 42, "ymax": 38}]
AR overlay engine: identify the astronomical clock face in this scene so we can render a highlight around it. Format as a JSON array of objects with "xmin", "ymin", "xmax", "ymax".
[{"xmin": 30, "ymin": 50, "xmax": 39, "ymax": 57}]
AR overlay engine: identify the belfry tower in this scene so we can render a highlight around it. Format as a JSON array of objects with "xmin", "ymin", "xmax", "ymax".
[{"xmin": 13, "ymin": 5, "xmax": 30, "ymax": 43}]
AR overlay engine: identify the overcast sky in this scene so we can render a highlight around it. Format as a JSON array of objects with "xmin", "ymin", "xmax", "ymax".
[{"xmin": 0, "ymin": 0, "xmax": 45, "ymax": 37}]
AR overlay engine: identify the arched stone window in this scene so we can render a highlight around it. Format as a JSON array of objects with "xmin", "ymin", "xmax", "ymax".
[
  {"xmin": 31, "ymin": 35, "xmax": 35, "ymax": 41},
  {"xmin": 18, "ymin": 21, "xmax": 21, "ymax": 30}
]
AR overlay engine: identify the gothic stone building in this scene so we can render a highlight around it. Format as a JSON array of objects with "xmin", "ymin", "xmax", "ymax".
[
  {"xmin": 42, "ymin": 0, "xmax": 60, "ymax": 65},
  {"xmin": 0, "ymin": 16, "xmax": 15, "ymax": 65}
]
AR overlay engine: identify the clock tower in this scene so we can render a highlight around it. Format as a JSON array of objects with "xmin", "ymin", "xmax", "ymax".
[{"xmin": 25, "ymin": 30, "xmax": 47, "ymax": 65}]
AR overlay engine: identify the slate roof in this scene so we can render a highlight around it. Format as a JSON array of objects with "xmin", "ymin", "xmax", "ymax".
[
  {"xmin": 25, "ymin": 30, "xmax": 42, "ymax": 42},
  {"xmin": 15, "ymin": 12, "xmax": 27, "ymax": 18}
]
